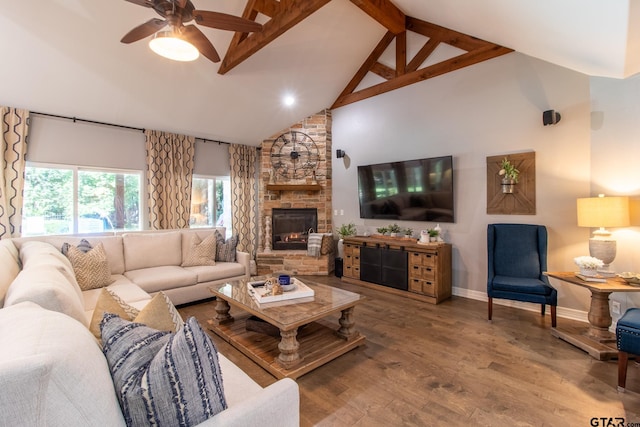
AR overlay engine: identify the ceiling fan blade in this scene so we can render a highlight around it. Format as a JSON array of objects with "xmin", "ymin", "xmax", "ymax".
[
  {"xmin": 176, "ymin": 0, "xmax": 188, "ymax": 9},
  {"xmin": 182, "ymin": 25, "xmax": 220, "ymax": 63},
  {"xmin": 192, "ymin": 10, "xmax": 262, "ymax": 33},
  {"xmin": 125, "ymin": 0, "xmax": 154, "ymax": 8},
  {"xmin": 121, "ymin": 18, "xmax": 167, "ymax": 43}
]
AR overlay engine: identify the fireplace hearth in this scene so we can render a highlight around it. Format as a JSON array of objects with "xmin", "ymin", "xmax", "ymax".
[{"xmin": 272, "ymin": 208, "xmax": 318, "ymax": 250}]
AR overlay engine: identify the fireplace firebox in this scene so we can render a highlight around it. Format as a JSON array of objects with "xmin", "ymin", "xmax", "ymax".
[{"xmin": 272, "ymin": 208, "xmax": 318, "ymax": 250}]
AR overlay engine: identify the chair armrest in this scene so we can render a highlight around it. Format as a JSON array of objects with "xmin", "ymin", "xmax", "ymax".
[
  {"xmin": 235, "ymin": 250, "xmax": 251, "ymax": 278},
  {"xmin": 194, "ymin": 378, "xmax": 299, "ymax": 427}
]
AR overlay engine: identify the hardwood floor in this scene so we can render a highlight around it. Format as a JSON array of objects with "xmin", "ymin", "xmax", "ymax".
[{"xmin": 178, "ymin": 276, "xmax": 640, "ymax": 426}]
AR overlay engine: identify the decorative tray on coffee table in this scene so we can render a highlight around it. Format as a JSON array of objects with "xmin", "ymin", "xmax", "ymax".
[{"xmin": 247, "ymin": 277, "xmax": 315, "ymax": 304}]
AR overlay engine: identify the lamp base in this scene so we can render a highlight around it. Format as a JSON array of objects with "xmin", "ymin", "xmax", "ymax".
[{"xmin": 589, "ymin": 238, "xmax": 616, "ymax": 267}]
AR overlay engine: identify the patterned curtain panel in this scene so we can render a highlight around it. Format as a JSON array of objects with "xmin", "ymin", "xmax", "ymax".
[
  {"xmin": 229, "ymin": 144, "xmax": 257, "ymax": 257},
  {"xmin": 145, "ymin": 130, "xmax": 195, "ymax": 230},
  {"xmin": 0, "ymin": 107, "xmax": 30, "ymax": 239}
]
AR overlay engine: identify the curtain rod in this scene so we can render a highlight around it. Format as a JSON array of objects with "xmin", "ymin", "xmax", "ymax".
[{"xmin": 30, "ymin": 111, "xmax": 233, "ymax": 146}]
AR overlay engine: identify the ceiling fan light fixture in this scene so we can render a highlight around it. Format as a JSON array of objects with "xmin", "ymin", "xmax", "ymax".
[{"xmin": 148, "ymin": 31, "xmax": 199, "ymax": 62}]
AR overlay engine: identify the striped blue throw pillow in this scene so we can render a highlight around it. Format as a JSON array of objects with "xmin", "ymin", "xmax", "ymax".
[{"xmin": 101, "ymin": 314, "xmax": 227, "ymax": 426}]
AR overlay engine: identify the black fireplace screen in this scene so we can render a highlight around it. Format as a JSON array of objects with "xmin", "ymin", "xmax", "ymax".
[{"xmin": 272, "ymin": 208, "xmax": 318, "ymax": 250}]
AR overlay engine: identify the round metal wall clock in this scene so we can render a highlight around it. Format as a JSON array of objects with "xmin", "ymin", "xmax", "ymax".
[{"xmin": 270, "ymin": 130, "xmax": 320, "ymax": 179}]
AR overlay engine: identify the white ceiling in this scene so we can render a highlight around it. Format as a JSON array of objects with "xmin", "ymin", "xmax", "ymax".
[{"xmin": 1, "ymin": 0, "xmax": 638, "ymax": 146}]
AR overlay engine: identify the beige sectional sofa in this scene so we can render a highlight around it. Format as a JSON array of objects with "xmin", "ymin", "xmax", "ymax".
[{"xmin": 0, "ymin": 228, "xmax": 299, "ymax": 426}]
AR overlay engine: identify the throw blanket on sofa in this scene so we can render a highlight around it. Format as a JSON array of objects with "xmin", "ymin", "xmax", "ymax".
[{"xmin": 307, "ymin": 233, "xmax": 323, "ymax": 257}]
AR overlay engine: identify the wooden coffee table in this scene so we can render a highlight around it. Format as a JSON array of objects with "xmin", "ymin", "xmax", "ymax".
[{"xmin": 208, "ymin": 277, "xmax": 365, "ymax": 379}]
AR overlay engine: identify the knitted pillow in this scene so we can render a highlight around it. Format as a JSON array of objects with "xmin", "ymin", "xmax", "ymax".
[
  {"xmin": 101, "ymin": 315, "xmax": 227, "ymax": 426},
  {"xmin": 214, "ymin": 230, "xmax": 238, "ymax": 262},
  {"xmin": 181, "ymin": 233, "xmax": 217, "ymax": 267},
  {"xmin": 89, "ymin": 288, "xmax": 184, "ymax": 339},
  {"xmin": 61, "ymin": 238, "xmax": 92, "ymax": 256},
  {"xmin": 65, "ymin": 243, "xmax": 114, "ymax": 290},
  {"xmin": 320, "ymin": 234, "xmax": 333, "ymax": 255}
]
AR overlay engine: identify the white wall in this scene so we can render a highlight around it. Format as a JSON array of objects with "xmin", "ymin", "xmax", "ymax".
[
  {"xmin": 590, "ymin": 73, "xmax": 640, "ymax": 321},
  {"xmin": 333, "ymin": 52, "xmax": 594, "ymax": 314}
]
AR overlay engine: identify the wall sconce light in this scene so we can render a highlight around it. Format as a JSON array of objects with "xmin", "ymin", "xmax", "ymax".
[
  {"xmin": 543, "ymin": 110, "xmax": 561, "ymax": 126},
  {"xmin": 336, "ymin": 149, "xmax": 346, "ymax": 158},
  {"xmin": 577, "ymin": 194, "xmax": 630, "ymax": 271}
]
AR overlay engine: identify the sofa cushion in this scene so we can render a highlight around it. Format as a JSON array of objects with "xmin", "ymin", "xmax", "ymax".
[
  {"xmin": 0, "ymin": 302, "xmax": 126, "ymax": 427},
  {"xmin": 0, "ymin": 239, "xmax": 20, "ymax": 307},
  {"xmin": 89, "ymin": 288, "xmax": 183, "ymax": 339},
  {"xmin": 123, "ymin": 231, "xmax": 182, "ymax": 271},
  {"xmin": 101, "ymin": 315, "xmax": 227, "ymax": 426},
  {"xmin": 184, "ymin": 262, "xmax": 247, "ymax": 283},
  {"xmin": 66, "ymin": 243, "xmax": 114, "ymax": 290},
  {"xmin": 181, "ymin": 233, "xmax": 217, "ymax": 267},
  {"xmin": 19, "ymin": 240, "xmax": 77, "ymax": 284},
  {"xmin": 124, "ymin": 266, "xmax": 198, "ymax": 293},
  {"xmin": 82, "ymin": 280, "xmax": 150, "ymax": 312},
  {"xmin": 5, "ymin": 264, "xmax": 87, "ymax": 325},
  {"xmin": 215, "ymin": 230, "xmax": 238, "ymax": 262},
  {"xmin": 35, "ymin": 235, "xmax": 126, "ymax": 275}
]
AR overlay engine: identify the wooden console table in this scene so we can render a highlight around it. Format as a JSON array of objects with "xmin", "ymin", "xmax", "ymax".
[
  {"xmin": 546, "ymin": 272, "xmax": 640, "ymax": 360},
  {"xmin": 342, "ymin": 236, "xmax": 452, "ymax": 304}
]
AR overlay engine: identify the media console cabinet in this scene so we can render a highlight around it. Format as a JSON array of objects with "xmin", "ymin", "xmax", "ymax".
[{"xmin": 341, "ymin": 236, "xmax": 452, "ymax": 304}]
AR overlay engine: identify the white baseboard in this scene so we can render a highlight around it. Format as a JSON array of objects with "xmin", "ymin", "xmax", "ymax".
[{"xmin": 452, "ymin": 286, "xmax": 589, "ymax": 324}]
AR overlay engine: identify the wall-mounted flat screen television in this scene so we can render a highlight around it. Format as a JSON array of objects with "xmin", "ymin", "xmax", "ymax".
[{"xmin": 357, "ymin": 155, "xmax": 454, "ymax": 223}]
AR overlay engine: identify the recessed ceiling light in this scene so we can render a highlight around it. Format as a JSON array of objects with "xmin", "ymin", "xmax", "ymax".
[{"xmin": 283, "ymin": 95, "xmax": 296, "ymax": 107}]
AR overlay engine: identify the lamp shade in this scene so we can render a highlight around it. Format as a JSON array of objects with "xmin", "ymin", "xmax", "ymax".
[
  {"xmin": 577, "ymin": 196, "xmax": 630, "ymax": 228},
  {"xmin": 149, "ymin": 31, "xmax": 199, "ymax": 62}
]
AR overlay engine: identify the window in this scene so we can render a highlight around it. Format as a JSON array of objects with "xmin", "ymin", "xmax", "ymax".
[
  {"xmin": 190, "ymin": 176, "xmax": 231, "ymax": 236},
  {"xmin": 22, "ymin": 164, "xmax": 142, "ymax": 236}
]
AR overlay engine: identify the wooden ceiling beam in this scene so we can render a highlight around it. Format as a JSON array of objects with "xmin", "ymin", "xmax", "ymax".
[
  {"xmin": 349, "ymin": 0, "xmax": 406, "ymax": 34},
  {"xmin": 219, "ymin": 0, "xmax": 332, "ymax": 75},
  {"xmin": 333, "ymin": 31, "xmax": 396, "ymax": 103},
  {"xmin": 371, "ymin": 62, "xmax": 395, "ymax": 80},
  {"xmin": 332, "ymin": 44, "xmax": 513, "ymax": 109},
  {"xmin": 406, "ymin": 16, "xmax": 487, "ymax": 51},
  {"xmin": 331, "ymin": 16, "xmax": 513, "ymax": 109},
  {"xmin": 252, "ymin": 0, "xmax": 281, "ymax": 18}
]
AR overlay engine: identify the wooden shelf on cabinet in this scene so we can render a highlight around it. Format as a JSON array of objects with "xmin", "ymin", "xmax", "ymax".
[{"xmin": 266, "ymin": 184, "xmax": 322, "ymax": 192}]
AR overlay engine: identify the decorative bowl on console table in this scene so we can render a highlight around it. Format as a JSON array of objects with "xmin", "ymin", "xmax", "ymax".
[{"xmin": 618, "ymin": 272, "xmax": 640, "ymax": 286}]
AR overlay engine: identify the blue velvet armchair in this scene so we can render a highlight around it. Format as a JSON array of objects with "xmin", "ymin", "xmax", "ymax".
[{"xmin": 487, "ymin": 224, "xmax": 557, "ymax": 327}]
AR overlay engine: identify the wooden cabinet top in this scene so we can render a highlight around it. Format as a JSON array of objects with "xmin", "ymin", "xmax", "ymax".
[{"xmin": 343, "ymin": 236, "xmax": 451, "ymax": 252}]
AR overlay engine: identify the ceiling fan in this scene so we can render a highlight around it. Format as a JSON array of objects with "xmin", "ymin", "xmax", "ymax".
[{"xmin": 120, "ymin": 0, "xmax": 262, "ymax": 63}]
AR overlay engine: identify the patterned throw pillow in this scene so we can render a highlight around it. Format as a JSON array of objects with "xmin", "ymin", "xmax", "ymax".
[
  {"xmin": 65, "ymin": 243, "xmax": 114, "ymax": 290},
  {"xmin": 214, "ymin": 230, "xmax": 238, "ymax": 262},
  {"xmin": 101, "ymin": 315, "xmax": 227, "ymax": 426},
  {"xmin": 89, "ymin": 288, "xmax": 183, "ymax": 339},
  {"xmin": 181, "ymin": 233, "xmax": 217, "ymax": 267}
]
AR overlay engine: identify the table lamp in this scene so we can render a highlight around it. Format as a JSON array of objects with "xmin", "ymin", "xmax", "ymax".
[{"xmin": 577, "ymin": 194, "xmax": 630, "ymax": 271}]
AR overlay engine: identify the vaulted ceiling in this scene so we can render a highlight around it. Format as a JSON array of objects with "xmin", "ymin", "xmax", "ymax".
[{"xmin": 0, "ymin": 0, "xmax": 638, "ymax": 146}]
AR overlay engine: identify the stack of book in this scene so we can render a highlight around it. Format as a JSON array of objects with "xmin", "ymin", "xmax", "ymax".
[{"xmin": 575, "ymin": 273, "xmax": 607, "ymax": 283}]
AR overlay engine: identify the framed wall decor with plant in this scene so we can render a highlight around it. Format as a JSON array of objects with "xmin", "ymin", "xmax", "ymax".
[{"xmin": 486, "ymin": 151, "xmax": 536, "ymax": 215}]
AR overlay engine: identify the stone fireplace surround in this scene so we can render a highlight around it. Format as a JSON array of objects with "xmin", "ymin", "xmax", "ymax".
[{"xmin": 256, "ymin": 110, "xmax": 334, "ymax": 276}]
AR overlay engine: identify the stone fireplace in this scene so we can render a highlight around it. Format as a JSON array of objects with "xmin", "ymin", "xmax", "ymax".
[
  {"xmin": 271, "ymin": 208, "xmax": 318, "ymax": 250},
  {"xmin": 256, "ymin": 109, "xmax": 334, "ymax": 276}
]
